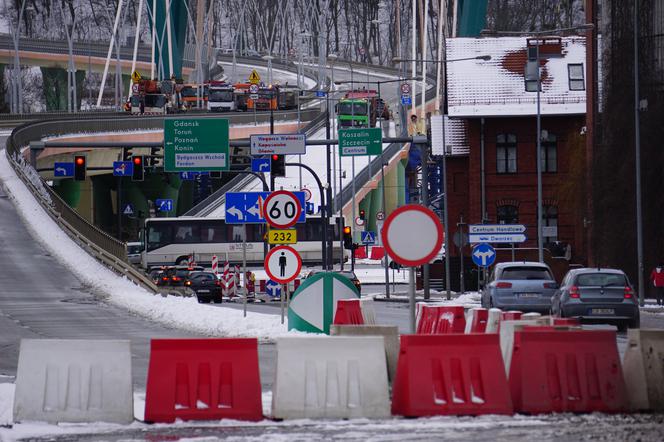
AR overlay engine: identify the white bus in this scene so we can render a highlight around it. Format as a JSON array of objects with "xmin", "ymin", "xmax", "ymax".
[{"xmin": 141, "ymin": 215, "xmax": 344, "ymax": 269}]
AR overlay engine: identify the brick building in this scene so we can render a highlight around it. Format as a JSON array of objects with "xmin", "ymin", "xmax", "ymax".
[{"xmin": 440, "ymin": 36, "xmax": 588, "ymax": 263}]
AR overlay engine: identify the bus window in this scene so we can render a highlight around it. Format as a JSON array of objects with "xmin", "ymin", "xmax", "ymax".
[
  {"xmin": 231, "ymin": 225, "xmax": 245, "ymax": 242},
  {"xmin": 147, "ymin": 223, "xmax": 173, "ymax": 251},
  {"xmin": 175, "ymin": 225, "xmax": 200, "ymax": 243},
  {"xmin": 200, "ymin": 223, "xmax": 225, "ymax": 242}
]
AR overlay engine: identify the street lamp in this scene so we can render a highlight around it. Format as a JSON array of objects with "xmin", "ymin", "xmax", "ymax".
[{"xmin": 9, "ymin": 0, "xmax": 33, "ymax": 113}]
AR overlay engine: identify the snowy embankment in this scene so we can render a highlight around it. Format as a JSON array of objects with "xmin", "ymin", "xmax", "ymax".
[{"xmin": 0, "ymin": 150, "xmax": 289, "ymax": 341}]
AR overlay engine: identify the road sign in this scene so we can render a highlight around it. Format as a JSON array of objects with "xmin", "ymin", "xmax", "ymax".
[
  {"xmin": 265, "ymin": 280, "xmax": 281, "ymax": 298},
  {"xmin": 251, "ymin": 158, "xmax": 271, "ymax": 173},
  {"xmin": 268, "ymin": 229, "xmax": 297, "ymax": 245},
  {"xmin": 249, "ymin": 70, "xmax": 261, "ymax": 84},
  {"xmin": 164, "ymin": 118, "xmax": 229, "ymax": 172},
  {"xmin": 376, "ymin": 211, "xmax": 385, "ymax": 221},
  {"xmin": 315, "ymin": 90, "xmax": 327, "ymax": 97},
  {"xmin": 122, "ymin": 203, "xmax": 135, "ymax": 216},
  {"xmin": 472, "ymin": 243, "xmax": 496, "ymax": 267},
  {"xmin": 131, "ymin": 83, "xmax": 140, "ymax": 94},
  {"xmin": 453, "ymin": 231, "xmax": 469, "ymax": 248},
  {"xmin": 131, "ymin": 70, "xmax": 141, "ymax": 83},
  {"xmin": 400, "ymin": 83, "xmax": 411, "ymax": 94},
  {"xmin": 264, "ymin": 190, "xmax": 302, "ymax": 229},
  {"xmin": 469, "ymin": 224, "xmax": 526, "ymax": 234},
  {"xmin": 113, "ymin": 161, "xmax": 134, "ymax": 177},
  {"xmin": 264, "ymin": 245, "xmax": 302, "ymax": 284},
  {"xmin": 225, "ymin": 191, "xmax": 306, "ymax": 224},
  {"xmin": 53, "ymin": 162, "xmax": 74, "ymax": 177},
  {"xmin": 401, "ymin": 95, "xmax": 412, "ymax": 105},
  {"xmin": 155, "ymin": 199, "xmax": 173, "ymax": 212},
  {"xmin": 361, "ymin": 231, "xmax": 376, "ymax": 245},
  {"xmin": 382, "ymin": 204, "xmax": 444, "ymax": 267},
  {"xmin": 301, "ymin": 187, "xmax": 312, "ymax": 202},
  {"xmin": 469, "ymin": 233, "xmax": 527, "ymax": 244},
  {"xmin": 355, "ymin": 217, "xmax": 365, "ymax": 227},
  {"xmin": 249, "ymin": 83, "xmax": 259, "ymax": 94},
  {"xmin": 250, "ymin": 134, "xmax": 306, "ymax": 155},
  {"xmin": 338, "ymin": 128, "xmax": 382, "ymax": 156}
]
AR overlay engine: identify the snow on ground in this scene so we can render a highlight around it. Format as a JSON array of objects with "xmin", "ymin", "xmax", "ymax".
[{"xmin": 0, "ymin": 150, "xmax": 291, "ymax": 342}]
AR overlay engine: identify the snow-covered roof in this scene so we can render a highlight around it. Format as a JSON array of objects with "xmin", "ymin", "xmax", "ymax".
[
  {"xmin": 446, "ymin": 36, "xmax": 587, "ymax": 117},
  {"xmin": 430, "ymin": 116, "xmax": 470, "ymax": 156}
]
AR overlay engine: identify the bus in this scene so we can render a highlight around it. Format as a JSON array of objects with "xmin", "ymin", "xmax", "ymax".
[{"xmin": 141, "ymin": 215, "xmax": 344, "ymax": 269}]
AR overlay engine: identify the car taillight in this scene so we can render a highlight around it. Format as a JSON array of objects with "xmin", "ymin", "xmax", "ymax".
[
  {"xmin": 569, "ymin": 286, "xmax": 580, "ymax": 298},
  {"xmin": 161, "ymin": 277, "xmax": 168, "ymax": 281},
  {"xmin": 172, "ymin": 276, "xmax": 181, "ymax": 282},
  {"xmin": 184, "ymin": 280, "xmax": 191, "ymax": 286},
  {"xmin": 496, "ymin": 282, "xmax": 512, "ymax": 288},
  {"xmin": 624, "ymin": 286, "xmax": 634, "ymax": 299}
]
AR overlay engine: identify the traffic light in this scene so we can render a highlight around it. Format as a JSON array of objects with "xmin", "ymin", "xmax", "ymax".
[
  {"xmin": 132, "ymin": 155, "xmax": 144, "ymax": 181},
  {"xmin": 359, "ymin": 209, "xmax": 366, "ymax": 221},
  {"xmin": 343, "ymin": 226, "xmax": 352, "ymax": 250},
  {"xmin": 271, "ymin": 154, "xmax": 285, "ymax": 177},
  {"xmin": 74, "ymin": 155, "xmax": 86, "ymax": 181}
]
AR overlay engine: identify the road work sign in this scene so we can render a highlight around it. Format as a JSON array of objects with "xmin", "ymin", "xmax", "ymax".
[{"xmin": 249, "ymin": 70, "xmax": 261, "ymax": 84}]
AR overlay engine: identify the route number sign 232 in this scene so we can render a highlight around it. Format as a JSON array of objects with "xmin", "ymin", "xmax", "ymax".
[{"xmin": 267, "ymin": 229, "xmax": 297, "ymax": 245}]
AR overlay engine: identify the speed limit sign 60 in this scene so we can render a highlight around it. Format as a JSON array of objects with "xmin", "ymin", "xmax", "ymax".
[{"xmin": 263, "ymin": 190, "xmax": 302, "ymax": 228}]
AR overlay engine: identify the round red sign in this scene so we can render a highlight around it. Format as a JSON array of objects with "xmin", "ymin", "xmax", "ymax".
[{"xmin": 381, "ymin": 204, "xmax": 444, "ymax": 267}]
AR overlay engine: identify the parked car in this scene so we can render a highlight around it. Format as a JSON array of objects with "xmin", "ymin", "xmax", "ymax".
[
  {"xmin": 481, "ymin": 261, "xmax": 558, "ymax": 313},
  {"xmin": 148, "ymin": 267, "xmax": 165, "ymax": 285},
  {"xmin": 305, "ymin": 269, "xmax": 361, "ymax": 294},
  {"xmin": 126, "ymin": 242, "xmax": 143, "ymax": 265},
  {"xmin": 185, "ymin": 271, "xmax": 223, "ymax": 303},
  {"xmin": 551, "ymin": 268, "xmax": 640, "ymax": 331},
  {"xmin": 163, "ymin": 265, "xmax": 204, "ymax": 287}
]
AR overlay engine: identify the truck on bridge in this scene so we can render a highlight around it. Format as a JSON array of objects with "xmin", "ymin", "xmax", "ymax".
[{"xmin": 336, "ymin": 89, "xmax": 389, "ymax": 128}]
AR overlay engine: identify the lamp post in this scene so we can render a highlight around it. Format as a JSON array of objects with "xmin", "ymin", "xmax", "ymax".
[
  {"xmin": 633, "ymin": 2, "xmax": 645, "ymax": 306},
  {"xmin": 9, "ymin": 0, "xmax": 32, "ymax": 114}
]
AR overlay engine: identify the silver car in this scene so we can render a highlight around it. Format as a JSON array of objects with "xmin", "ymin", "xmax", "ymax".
[{"xmin": 481, "ymin": 261, "xmax": 558, "ymax": 313}]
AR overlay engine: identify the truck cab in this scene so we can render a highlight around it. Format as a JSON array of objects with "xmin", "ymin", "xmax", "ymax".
[{"xmin": 208, "ymin": 81, "xmax": 235, "ymax": 111}]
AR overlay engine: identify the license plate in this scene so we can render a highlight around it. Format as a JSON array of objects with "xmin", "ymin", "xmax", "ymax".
[
  {"xmin": 519, "ymin": 293, "xmax": 539, "ymax": 298},
  {"xmin": 197, "ymin": 289, "xmax": 210, "ymax": 294},
  {"xmin": 591, "ymin": 308, "xmax": 614, "ymax": 315}
]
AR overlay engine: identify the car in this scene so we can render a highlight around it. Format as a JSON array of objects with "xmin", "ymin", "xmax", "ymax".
[
  {"xmin": 185, "ymin": 271, "xmax": 223, "ymax": 303},
  {"xmin": 162, "ymin": 265, "xmax": 204, "ymax": 287},
  {"xmin": 551, "ymin": 268, "xmax": 640, "ymax": 331},
  {"xmin": 126, "ymin": 242, "xmax": 143, "ymax": 265},
  {"xmin": 481, "ymin": 261, "xmax": 558, "ymax": 313},
  {"xmin": 305, "ymin": 269, "xmax": 361, "ymax": 294}
]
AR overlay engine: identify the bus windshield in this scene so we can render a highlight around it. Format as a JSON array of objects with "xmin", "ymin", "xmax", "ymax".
[
  {"xmin": 180, "ymin": 87, "xmax": 196, "ymax": 97},
  {"xmin": 338, "ymin": 102, "xmax": 367, "ymax": 115}
]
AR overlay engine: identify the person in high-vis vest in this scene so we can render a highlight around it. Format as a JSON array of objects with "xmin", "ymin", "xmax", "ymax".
[{"xmin": 650, "ymin": 263, "xmax": 664, "ymax": 305}]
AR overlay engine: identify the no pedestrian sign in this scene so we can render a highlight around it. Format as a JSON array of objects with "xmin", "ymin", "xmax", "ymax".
[
  {"xmin": 338, "ymin": 128, "xmax": 382, "ymax": 156},
  {"xmin": 264, "ymin": 245, "xmax": 302, "ymax": 284},
  {"xmin": 163, "ymin": 118, "xmax": 229, "ymax": 172}
]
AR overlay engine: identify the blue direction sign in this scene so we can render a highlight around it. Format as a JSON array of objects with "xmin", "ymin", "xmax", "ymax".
[
  {"xmin": 113, "ymin": 161, "xmax": 134, "ymax": 177},
  {"xmin": 225, "ymin": 191, "xmax": 307, "ymax": 224},
  {"xmin": 472, "ymin": 243, "xmax": 496, "ymax": 267},
  {"xmin": 265, "ymin": 280, "xmax": 281, "ymax": 298},
  {"xmin": 315, "ymin": 90, "xmax": 327, "ymax": 97},
  {"xmin": 251, "ymin": 158, "xmax": 271, "ymax": 173},
  {"xmin": 401, "ymin": 95, "xmax": 412, "ymax": 105},
  {"xmin": 361, "ymin": 231, "xmax": 376, "ymax": 245},
  {"xmin": 122, "ymin": 203, "xmax": 135, "ymax": 216},
  {"xmin": 155, "ymin": 198, "xmax": 173, "ymax": 212},
  {"xmin": 469, "ymin": 233, "xmax": 526, "ymax": 244},
  {"xmin": 54, "ymin": 162, "xmax": 74, "ymax": 177}
]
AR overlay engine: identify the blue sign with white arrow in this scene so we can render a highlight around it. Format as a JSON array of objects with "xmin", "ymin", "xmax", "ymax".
[
  {"xmin": 315, "ymin": 90, "xmax": 327, "ymax": 97},
  {"xmin": 113, "ymin": 161, "xmax": 134, "ymax": 177},
  {"xmin": 225, "ymin": 191, "xmax": 306, "ymax": 224},
  {"xmin": 155, "ymin": 199, "xmax": 174, "ymax": 212},
  {"xmin": 265, "ymin": 279, "xmax": 281, "ymax": 298},
  {"xmin": 401, "ymin": 95, "xmax": 412, "ymax": 105},
  {"xmin": 251, "ymin": 158, "xmax": 271, "ymax": 173},
  {"xmin": 472, "ymin": 243, "xmax": 496, "ymax": 267},
  {"xmin": 54, "ymin": 162, "xmax": 74, "ymax": 177},
  {"xmin": 361, "ymin": 231, "xmax": 376, "ymax": 245},
  {"xmin": 179, "ymin": 171, "xmax": 209, "ymax": 180}
]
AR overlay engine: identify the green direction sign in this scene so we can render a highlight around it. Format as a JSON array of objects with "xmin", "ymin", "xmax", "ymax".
[
  {"xmin": 338, "ymin": 127, "xmax": 382, "ymax": 157},
  {"xmin": 288, "ymin": 272, "xmax": 360, "ymax": 334},
  {"xmin": 164, "ymin": 118, "xmax": 230, "ymax": 172}
]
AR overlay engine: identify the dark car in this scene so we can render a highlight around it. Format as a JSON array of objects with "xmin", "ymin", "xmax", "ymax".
[
  {"xmin": 162, "ymin": 265, "xmax": 204, "ymax": 287},
  {"xmin": 305, "ymin": 269, "xmax": 361, "ymax": 294},
  {"xmin": 481, "ymin": 262, "xmax": 558, "ymax": 313},
  {"xmin": 185, "ymin": 271, "xmax": 223, "ymax": 303},
  {"xmin": 551, "ymin": 268, "xmax": 640, "ymax": 331}
]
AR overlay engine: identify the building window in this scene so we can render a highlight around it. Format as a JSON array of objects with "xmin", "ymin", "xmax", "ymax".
[
  {"xmin": 496, "ymin": 134, "xmax": 517, "ymax": 174},
  {"xmin": 497, "ymin": 205, "xmax": 519, "ymax": 224},
  {"xmin": 568, "ymin": 64, "xmax": 585, "ymax": 91},
  {"xmin": 540, "ymin": 133, "xmax": 557, "ymax": 173},
  {"xmin": 542, "ymin": 205, "xmax": 558, "ymax": 243}
]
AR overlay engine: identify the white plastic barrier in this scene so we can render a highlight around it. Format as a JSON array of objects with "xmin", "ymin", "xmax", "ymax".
[
  {"xmin": 272, "ymin": 336, "xmax": 390, "ymax": 419},
  {"xmin": 330, "ymin": 325, "xmax": 399, "ymax": 383},
  {"xmin": 359, "ymin": 298, "xmax": 377, "ymax": 325},
  {"xmin": 499, "ymin": 318, "xmax": 550, "ymax": 374},
  {"xmin": 623, "ymin": 329, "xmax": 664, "ymax": 411},
  {"xmin": 485, "ymin": 308, "xmax": 503, "ymax": 333},
  {"xmin": 521, "ymin": 312, "xmax": 542, "ymax": 319},
  {"xmin": 13, "ymin": 339, "xmax": 133, "ymax": 424}
]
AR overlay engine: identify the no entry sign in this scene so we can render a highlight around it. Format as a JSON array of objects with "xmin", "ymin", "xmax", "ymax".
[{"xmin": 381, "ymin": 204, "xmax": 444, "ymax": 267}]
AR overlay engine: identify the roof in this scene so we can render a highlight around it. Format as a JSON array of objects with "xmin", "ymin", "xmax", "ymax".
[
  {"xmin": 446, "ymin": 36, "xmax": 586, "ymax": 117},
  {"xmin": 430, "ymin": 116, "xmax": 470, "ymax": 156},
  {"xmin": 495, "ymin": 261, "xmax": 552, "ymax": 268},
  {"xmin": 567, "ymin": 268, "xmax": 625, "ymax": 275}
]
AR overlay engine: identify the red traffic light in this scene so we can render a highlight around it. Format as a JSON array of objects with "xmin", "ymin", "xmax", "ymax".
[
  {"xmin": 75, "ymin": 157, "xmax": 85, "ymax": 166},
  {"xmin": 272, "ymin": 154, "xmax": 279, "ymax": 161},
  {"xmin": 133, "ymin": 156, "xmax": 142, "ymax": 165}
]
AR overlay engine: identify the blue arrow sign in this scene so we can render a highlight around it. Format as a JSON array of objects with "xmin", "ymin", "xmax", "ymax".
[
  {"xmin": 155, "ymin": 198, "xmax": 173, "ymax": 212},
  {"xmin": 472, "ymin": 243, "xmax": 496, "ymax": 267},
  {"xmin": 122, "ymin": 203, "xmax": 135, "ymax": 216},
  {"xmin": 469, "ymin": 233, "xmax": 527, "ymax": 244},
  {"xmin": 401, "ymin": 95, "xmax": 412, "ymax": 105},
  {"xmin": 360, "ymin": 231, "xmax": 376, "ymax": 245},
  {"xmin": 54, "ymin": 162, "xmax": 74, "ymax": 177},
  {"xmin": 251, "ymin": 158, "xmax": 271, "ymax": 173},
  {"xmin": 225, "ymin": 191, "xmax": 306, "ymax": 224},
  {"xmin": 179, "ymin": 171, "xmax": 209, "ymax": 180},
  {"xmin": 113, "ymin": 161, "xmax": 134, "ymax": 177},
  {"xmin": 265, "ymin": 280, "xmax": 281, "ymax": 298},
  {"xmin": 315, "ymin": 90, "xmax": 327, "ymax": 97}
]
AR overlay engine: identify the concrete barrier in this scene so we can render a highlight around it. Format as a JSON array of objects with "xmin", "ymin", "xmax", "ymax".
[
  {"xmin": 623, "ymin": 329, "xmax": 664, "ymax": 411},
  {"xmin": 330, "ymin": 325, "xmax": 399, "ymax": 383},
  {"xmin": 499, "ymin": 318, "xmax": 550, "ymax": 374},
  {"xmin": 271, "ymin": 336, "xmax": 390, "ymax": 419},
  {"xmin": 13, "ymin": 339, "xmax": 133, "ymax": 424}
]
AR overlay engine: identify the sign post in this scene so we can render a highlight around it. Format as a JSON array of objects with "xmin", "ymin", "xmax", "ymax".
[
  {"xmin": 382, "ymin": 204, "xmax": 444, "ymax": 332},
  {"xmin": 164, "ymin": 118, "xmax": 229, "ymax": 172}
]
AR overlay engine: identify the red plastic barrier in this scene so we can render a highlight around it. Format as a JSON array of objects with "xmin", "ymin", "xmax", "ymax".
[
  {"xmin": 259, "ymin": 280, "xmax": 266, "ymax": 293},
  {"xmin": 144, "ymin": 339, "xmax": 263, "ymax": 423},
  {"xmin": 392, "ymin": 334, "xmax": 513, "ymax": 416},
  {"xmin": 370, "ymin": 246, "xmax": 385, "ymax": 260},
  {"xmin": 502, "ymin": 311, "xmax": 523, "ymax": 321},
  {"xmin": 467, "ymin": 308, "xmax": 489, "ymax": 333},
  {"xmin": 550, "ymin": 317, "xmax": 580, "ymax": 326},
  {"xmin": 416, "ymin": 306, "xmax": 466, "ymax": 334},
  {"xmin": 333, "ymin": 299, "xmax": 364, "ymax": 325},
  {"xmin": 509, "ymin": 329, "xmax": 627, "ymax": 414},
  {"xmin": 293, "ymin": 279, "xmax": 301, "ymax": 290},
  {"xmin": 354, "ymin": 247, "xmax": 367, "ymax": 259}
]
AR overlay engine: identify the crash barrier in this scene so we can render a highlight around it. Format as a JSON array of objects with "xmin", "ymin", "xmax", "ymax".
[
  {"xmin": 509, "ymin": 328, "xmax": 627, "ymax": 414},
  {"xmin": 416, "ymin": 304, "xmax": 466, "ymax": 334},
  {"xmin": 391, "ymin": 334, "xmax": 513, "ymax": 416},
  {"xmin": 360, "ymin": 298, "xmax": 377, "ymax": 325},
  {"xmin": 330, "ymin": 325, "xmax": 399, "ymax": 382},
  {"xmin": 622, "ymin": 329, "xmax": 664, "ymax": 411},
  {"xmin": 333, "ymin": 299, "xmax": 365, "ymax": 325},
  {"xmin": 521, "ymin": 312, "xmax": 542, "ymax": 319},
  {"xmin": 464, "ymin": 308, "xmax": 488, "ymax": 333},
  {"xmin": 354, "ymin": 247, "xmax": 368, "ymax": 259},
  {"xmin": 502, "ymin": 311, "xmax": 523, "ymax": 321},
  {"xmin": 370, "ymin": 246, "xmax": 385, "ymax": 260},
  {"xmin": 550, "ymin": 317, "xmax": 580, "ymax": 326},
  {"xmin": 272, "ymin": 336, "xmax": 390, "ymax": 419},
  {"xmin": 499, "ymin": 317, "xmax": 551, "ymax": 374},
  {"xmin": 144, "ymin": 338, "xmax": 262, "ymax": 423},
  {"xmin": 13, "ymin": 339, "xmax": 133, "ymax": 424},
  {"xmin": 485, "ymin": 308, "xmax": 504, "ymax": 333}
]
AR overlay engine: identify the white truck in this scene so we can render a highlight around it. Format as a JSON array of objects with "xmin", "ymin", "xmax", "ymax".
[{"xmin": 207, "ymin": 81, "xmax": 236, "ymax": 112}]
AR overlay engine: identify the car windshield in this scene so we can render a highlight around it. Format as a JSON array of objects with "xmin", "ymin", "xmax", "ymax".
[
  {"xmin": 190, "ymin": 273, "xmax": 216, "ymax": 282},
  {"xmin": 209, "ymin": 90, "xmax": 233, "ymax": 101},
  {"xmin": 180, "ymin": 87, "xmax": 196, "ymax": 97},
  {"xmin": 127, "ymin": 244, "xmax": 142, "ymax": 255},
  {"xmin": 500, "ymin": 266, "xmax": 552, "ymax": 280},
  {"xmin": 576, "ymin": 273, "xmax": 627, "ymax": 287}
]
